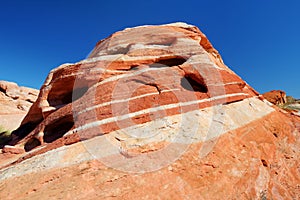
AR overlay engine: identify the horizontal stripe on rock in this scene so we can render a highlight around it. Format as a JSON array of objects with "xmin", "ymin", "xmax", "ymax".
[{"xmin": 71, "ymin": 93, "xmax": 250, "ymax": 137}]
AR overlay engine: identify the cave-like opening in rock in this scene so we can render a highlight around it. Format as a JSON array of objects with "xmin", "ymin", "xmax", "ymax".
[
  {"xmin": 24, "ymin": 138, "xmax": 41, "ymax": 152},
  {"xmin": 43, "ymin": 115, "xmax": 74, "ymax": 143},
  {"xmin": 181, "ymin": 75, "xmax": 208, "ymax": 93},
  {"xmin": 149, "ymin": 57, "xmax": 187, "ymax": 68},
  {"xmin": 0, "ymin": 87, "xmax": 6, "ymax": 94},
  {"xmin": 48, "ymin": 86, "xmax": 89, "ymax": 107}
]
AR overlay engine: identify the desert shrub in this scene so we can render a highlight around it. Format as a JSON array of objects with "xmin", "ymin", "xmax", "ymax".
[{"xmin": 286, "ymin": 96, "xmax": 296, "ymax": 104}]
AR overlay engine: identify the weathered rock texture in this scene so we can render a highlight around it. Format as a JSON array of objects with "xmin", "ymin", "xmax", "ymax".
[
  {"xmin": 263, "ymin": 90, "xmax": 287, "ymax": 106},
  {"xmin": 11, "ymin": 22, "xmax": 260, "ymax": 149},
  {"xmin": 0, "ymin": 81, "xmax": 38, "ymax": 131},
  {"xmin": 0, "ymin": 23, "xmax": 299, "ymax": 199}
]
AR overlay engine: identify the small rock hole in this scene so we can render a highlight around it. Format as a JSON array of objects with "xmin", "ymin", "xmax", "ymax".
[{"xmin": 261, "ymin": 159, "xmax": 268, "ymax": 167}]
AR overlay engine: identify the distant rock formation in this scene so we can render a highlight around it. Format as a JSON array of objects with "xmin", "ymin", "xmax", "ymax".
[
  {"xmin": 263, "ymin": 90, "xmax": 287, "ymax": 105},
  {"xmin": 0, "ymin": 81, "xmax": 38, "ymax": 131},
  {"xmin": 0, "ymin": 23, "xmax": 299, "ymax": 199}
]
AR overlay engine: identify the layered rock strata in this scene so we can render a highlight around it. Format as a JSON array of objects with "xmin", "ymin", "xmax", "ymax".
[
  {"xmin": 0, "ymin": 23, "xmax": 299, "ymax": 199},
  {"xmin": 11, "ymin": 22, "xmax": 261, "ymax": 152}
]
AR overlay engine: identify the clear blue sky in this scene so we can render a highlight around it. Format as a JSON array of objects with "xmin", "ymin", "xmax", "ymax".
[{"xmin": 0, "ymin": 0, "xmax": 299, "ymax": 98}]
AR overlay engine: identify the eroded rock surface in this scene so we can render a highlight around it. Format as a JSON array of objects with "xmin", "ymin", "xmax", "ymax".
[
  {"xmin": 0, "ymin": 81, "xmax": 38, "ymax": 131},
  {"xmin": 263, "ymin": 90, "xmax": 287, "ymax": 105},
  {"xmin": 11, "ymin": 22, "xmax": 259, "ymax": 149},
  {"xmin": 0, "ymin": 23, "xmax": 299, "ymax": 199}
]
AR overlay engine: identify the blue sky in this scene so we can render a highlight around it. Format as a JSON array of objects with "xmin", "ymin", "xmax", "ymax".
[{"xmin": 0, "ymin": 0, "xmax": 299, "ymax": 98}]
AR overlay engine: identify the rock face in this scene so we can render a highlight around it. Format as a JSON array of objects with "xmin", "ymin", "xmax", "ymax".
[
  {"xmin": 263, "ymin": 90, "xmax": 287, "ymax": 105},
  {"xmin": 12, "ymin": 22, "xmax": 260, "ymax": 149},
  {"xmin": 0, "ymin": 23, "xmax": 299, "ymax": 199},
  {"xmin": 0, "ymin": 81, "xmax": 38, "ymax": 131}
]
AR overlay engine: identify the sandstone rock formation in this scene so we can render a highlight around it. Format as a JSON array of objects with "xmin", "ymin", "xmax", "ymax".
[
  {"xmin": 0, "ymin": 23, "xmax": 299, "ymax": 199},
  {"xmin": 263, "ymin": 90, "xmax": 287, "ymax": 105},
  {"xmin": 0, "ymin": 81, "xmax": 38, "ymax": 131}
]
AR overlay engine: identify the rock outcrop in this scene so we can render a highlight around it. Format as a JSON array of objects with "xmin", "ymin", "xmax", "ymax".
[
  {"xmin": 11, "ymin": 22, "xmax": 260, "ymax": 149},
  {"xmin": 0, "ymin": 81, "xmax": 38, "ymax": 131},
  {"xmin": 0, "ymin": 23, "xmax": 299, "ymax": 199},
  {"xmin": 263, "ymin": 90, "xmax": 287, "ymax": 105}
]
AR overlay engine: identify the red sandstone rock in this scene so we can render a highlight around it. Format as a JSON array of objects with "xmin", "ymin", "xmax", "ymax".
[
  {"xmin": 0, "ymin": 23, "xmax": 299, "ymax": 199},
  {"xmin": 263, "ymin": 90, "xmax": 287, "ymax": 105},
  {"xmin": 12, "ymin": 22, "xmax": 258, "ymax": 149},
  {"xmin": 2, "ymin": 145, "xmax": 25, "ymax": 154}
]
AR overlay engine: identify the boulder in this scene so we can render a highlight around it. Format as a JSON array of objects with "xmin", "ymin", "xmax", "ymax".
[
  {"xmin": 2, "ymin": 145, "xmax": 25, "ymax": 154},
  {"xmin": 263, "ymin": 90, "xmax": 287, "ymax": 105}
]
